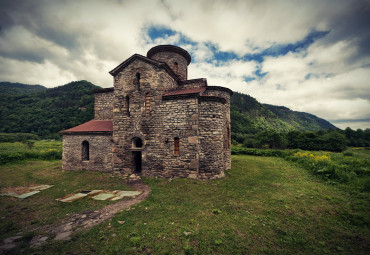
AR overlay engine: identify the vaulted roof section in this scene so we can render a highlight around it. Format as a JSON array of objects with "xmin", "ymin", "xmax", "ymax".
[
  {"xmin": 163, "ymin": 86, "xmax": 206, "ymax": 97},
  {"xmin": 109, "ymin": 54, "xmax": 180, "ymax": 82}
]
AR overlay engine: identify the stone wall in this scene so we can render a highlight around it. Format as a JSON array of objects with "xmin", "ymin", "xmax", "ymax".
[
  {"xmin": 149, "ymin": 51, "xmax": 188, "ymax": 80},
  {"xmin": 112, "ymin": 59, "xmax": 179, "ymax": 174},
  {"xmin": 178, "ymin": 79, "xmax": 207, "ymax": 89},
  {"xmin": 148, "ymin": 97, "xmax": 199, "ymax": 178},
  {"xmin": 201, "ymin": 88, "xmax": 232, "ymax": 171},
  {"xmin": 62, "ymin": 133, "xmax": 113, "ymax": 172},
  {"xmin": 94, "ymin": 90, "xmax": 114, "ymax": 120},
  {"xmin": 198, "ymin": 97, "xmax": 229, "ymax": 178}
]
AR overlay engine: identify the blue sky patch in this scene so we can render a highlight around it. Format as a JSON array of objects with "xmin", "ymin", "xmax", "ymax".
[
  {"xmin": 145, "ymin": 26, "xmax": 329, "ymax": 80},
  {"xmin": 147, "ymin": 26, "xmax": 175, "ymax": 40}
]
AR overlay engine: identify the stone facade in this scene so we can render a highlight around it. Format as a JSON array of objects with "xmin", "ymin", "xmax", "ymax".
[
  {"xmin": 61, "ymin": 45, "xmax": 232, "ymax": 179},
  {"xmin": 62, "ymin": 133, "xmax": 113, "ymax": 172},
  {"xmin": 94, "ymin": 89, "xmax": 114, "ymax": 120}
]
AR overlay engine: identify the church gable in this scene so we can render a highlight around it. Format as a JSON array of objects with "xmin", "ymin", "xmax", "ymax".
[{"xmin": 113, "ymin": 58, "xmax": 178, "ymax": 93}]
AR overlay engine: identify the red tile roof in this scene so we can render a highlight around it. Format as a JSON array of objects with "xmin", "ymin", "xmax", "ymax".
[
  {"xmin": 163, "ymin": 87, "xmax": 206, "ymax": 96},
  {"xmin": 60, "ymin": 120, "xmax": 113, "ymax": 133}
]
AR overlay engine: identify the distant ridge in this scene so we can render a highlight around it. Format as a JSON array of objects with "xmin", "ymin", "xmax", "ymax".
[
  {"xmin": 0, "ymin": 81, "xmax": 98, "ymax": 139},
  {"xmin": 230, "ymin": 92, "xmax": 336, "ymax": 136},
  {"xmin": 0, "ymin": 81, "xmax": 337, "ymax": 138},
  {"xmin": 0, "ymin": 81, "xmax": 46, "ymax": 95}
]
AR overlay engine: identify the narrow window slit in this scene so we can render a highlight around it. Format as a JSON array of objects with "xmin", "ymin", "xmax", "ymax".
[
  {"xmin": 126, "ymin": 96, "xmax": 130, "ymax": 116},
  {"xmin": 136, "ymin": 73, "xmax": 141, "ymax": 90},
  {"xmin": 82, "ymin": 141, "xmax": 89, "ymax": 161},
  {"xmin": 174, "ymin": 137, "xmax": 180, "ymax": 155}
]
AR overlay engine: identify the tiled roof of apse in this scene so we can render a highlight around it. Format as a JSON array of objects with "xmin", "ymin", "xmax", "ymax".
[
  {"xmin": 163, "ymin": 87, "xmax": 206, "ymax": 97},
  {"xmin": 60, "ymin": 120, "xmax": 113, "ymax": 133}
]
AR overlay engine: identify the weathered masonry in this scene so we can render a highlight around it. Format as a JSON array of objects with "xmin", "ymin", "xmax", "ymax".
[{"xmin": 61, "ymin": 45, "xmax": 232, "ymax": 179}]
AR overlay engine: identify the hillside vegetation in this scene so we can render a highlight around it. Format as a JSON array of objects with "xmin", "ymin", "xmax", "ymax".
[
  {"xmin": 0, "ymin": 81, "xmax": 98, "ymax": 138},
  {"xmin": 230, "ymin": 92, "xmax": 336, "ymax": 136},
  {"xmin": 1, "ymin": 81, "xmax": 337, "ymax": 140}
]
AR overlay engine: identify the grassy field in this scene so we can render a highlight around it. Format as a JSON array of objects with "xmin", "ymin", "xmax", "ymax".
[
  {"xmin": 0, "ymin": 140, "xmax": 62, "ymax": 153},
  {"xmin": 0, "ymin": 140, "xmax": 62, "ymax": 164},
  {"xmin": 0, "ymin": 160, "xmax": 133, "ymax": 246},
  {"xmin": 0, "ymin": 150, "xmax": 368, "ymax": 254}
]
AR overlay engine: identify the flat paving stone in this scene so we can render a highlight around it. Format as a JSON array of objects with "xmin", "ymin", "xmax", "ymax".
[
  {"xmin": 17, "ymin": 190, "xmax": 40, "ymax": 199},
  {"xmin": 54, "ymin": 231, "xmax": 72, "ymax": 241},
  {"xmin": 56, "ymin": 193, "xmax": 87, "ymax": 202},
  {"xmin": 30, "ymin": 185, "xmax": 53, "ymax": 191},
  {"xmin": 92, "ymin": 193, "xmax": 115, "ymax": 200},
  {"xmin": 1, "ymin": 184, "xmax": 53, "ymax": 199}
]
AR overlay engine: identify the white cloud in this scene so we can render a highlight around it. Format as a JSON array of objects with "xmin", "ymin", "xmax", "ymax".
[
  {"xmin": 0, "ymin": 56, "xmax": 75, "ymax": 86},
  {"xmin": 0, "ymin": 0, "xmax": 369, "ymax": 129},
  {"xmin": 243, "ymin": 37, "xmax": 370, "ymax": 128}
]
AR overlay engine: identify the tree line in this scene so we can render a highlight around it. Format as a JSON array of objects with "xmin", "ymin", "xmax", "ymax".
[{"xmin": 232, "ymin": 128, "xmax": 370, "ymax": 152}]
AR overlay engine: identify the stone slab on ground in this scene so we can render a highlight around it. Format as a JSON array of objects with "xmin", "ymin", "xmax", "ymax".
[
  {"xmin": 17, "ymin": 190, "xmax": 40, "ymax": 199},
  {"xmin": 56, "ymin": 189, "xmax": 141, "ymax": 202},
  {"xmin": 56, "ymin": 193, "xmax": 88, "ymax": 202},
  {"xmin": 54, "ymin": 231, "xmax": 72, "ymax": 241},
  {"xmin": 1, "ymin": 184, "xmax": 53, "ymax": 199},
  {"xmin": 92, "ymin": 193, "xmax": 115, "ymax": 200}
]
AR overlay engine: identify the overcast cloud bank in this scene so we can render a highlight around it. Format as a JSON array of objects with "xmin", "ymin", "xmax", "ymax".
[{"xmin": 0, "ymin": 0, "xmax": 369, "ymax": 129}]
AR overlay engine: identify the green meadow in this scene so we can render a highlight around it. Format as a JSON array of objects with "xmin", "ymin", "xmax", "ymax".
[{"xmin": 0, "ymin": 143, "xmax": 369, "ymax": 254}]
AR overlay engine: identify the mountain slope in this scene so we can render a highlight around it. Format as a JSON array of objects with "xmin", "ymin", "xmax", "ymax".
[
  {"xmin": 0, "ymin": 81, "xmax": 99, "ymax": 138},
  {"xmin": 230, "ymin": 92, "xmax": 336, "ymax": 135},
  {"xmin": 0, "ymin": 82, "xmax": 46, "ymax": 96},
  {"xmin": 263, "ymin": 104, "xmax": 336, "ymax": 131},
  {"xmin": 0, "ymin": 82, "xmax": 337, "ymax": 139}
]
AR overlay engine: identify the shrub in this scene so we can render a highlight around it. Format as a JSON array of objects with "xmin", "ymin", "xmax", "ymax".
[
  {"xmin": 0, "ymin": 150, "xmax": 62, "ymax": 165},
  {"xmin": 0, "ymin": 133, "xmax": 40, "ymax": 142}
]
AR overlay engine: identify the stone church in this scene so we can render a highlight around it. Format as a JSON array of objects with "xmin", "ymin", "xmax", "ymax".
[{"xmin": 61, "ymin": 45, "xmax": 232, "ymax": 179}]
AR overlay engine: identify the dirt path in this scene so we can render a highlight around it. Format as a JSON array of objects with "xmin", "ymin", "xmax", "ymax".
[
  {"xmin": 46, "ymin": 180, "xmax": 151, "ymax": 241},
  {"xmin": 0, "ymin": 179, "xmax": 151, "ymax": 252}
]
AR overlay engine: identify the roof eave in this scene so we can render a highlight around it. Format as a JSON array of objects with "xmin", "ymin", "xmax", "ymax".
[{"xmin": 60, "ymin": 131, "xmax": 113, "ymax": 135}]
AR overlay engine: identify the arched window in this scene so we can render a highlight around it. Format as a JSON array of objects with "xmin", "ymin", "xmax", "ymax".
[
  {"xmin": 136, "ymin": 73, "xmax": 141, "ymax": 90},
  {"xmin": 126, "ymin": 96, "xmax": 130, "ymax": 116},
  {"xmin": 132, "ymin": 137, "xmax": 143, "ymax": 148},
  {"xmin": 174, "ymin": 137, "xmax": 180, "ymax": 155},
  {"xmin": 82, "ymin": 141, "xmax": 89, "ymax": 161},
  {"xmin": 145, "ymin": 93, "xmax": 151, "ymax": 115},
  {"xmin": 173, "ymin": 62, "xmax": 178, "ymax": 74}
]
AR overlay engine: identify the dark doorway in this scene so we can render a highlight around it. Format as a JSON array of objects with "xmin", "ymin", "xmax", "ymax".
[{"xmin": 133, "ymin": 151, "xmax": 142, "ymax": 173}]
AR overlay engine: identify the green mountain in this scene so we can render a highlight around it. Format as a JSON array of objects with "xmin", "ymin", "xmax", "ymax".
[
  {"xmin": 230, "ymin": 92, "xmax": 336, "ymax": 136},
  {"xmin": 0, "ymin": 82, "xmax": 336, "ymax": 139},
  {"xmin": 0, "ymin": 81, "xmax": 98, "ymax": 138},
  {"xmin": 0, "ymin": 82, "xmax": 46, "ymax": 95}
]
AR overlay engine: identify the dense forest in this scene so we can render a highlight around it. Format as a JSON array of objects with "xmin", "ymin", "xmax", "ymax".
[
  {"xmin": 0, "ymin": 81, "xmax": 369, "ymax": 151},
  {"xmin": 230, "ymin": 92, "xmax": 336, "ymax": 135},
  {"xmin": 0, "ymin": 81, "xmax": 98, "ymax": 139}
]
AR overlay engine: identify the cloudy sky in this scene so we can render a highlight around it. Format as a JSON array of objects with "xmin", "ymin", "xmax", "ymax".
[{"xmin": 1, "ymin": 0, "xmax": 369, "ymax": 129}]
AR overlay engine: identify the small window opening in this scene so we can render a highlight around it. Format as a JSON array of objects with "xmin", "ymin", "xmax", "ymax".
[
  {"xmin": 126, "ymin": 96, "xmax": 130, "ymax": 116},
  {"xmin": 136, "ymin": 73, "xmax": 141, "ymax": 90},
  {"xmin": 173, "ymin": 62, "xmax": 178, "ymax": 74},
  {"xmin": 132, "ymin": 137, "xmax": 143, "ymax": 148},
  {"xmin": 174, "ymin": 137, "xmax": 180, "ymax": 155},
  {"xmin": 82, "ymin": 141, "xmax": 89, "ymax": 161},
  {"xmin": 145, "ymin": 93, "xmax": 151, "ymax": 115}
]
